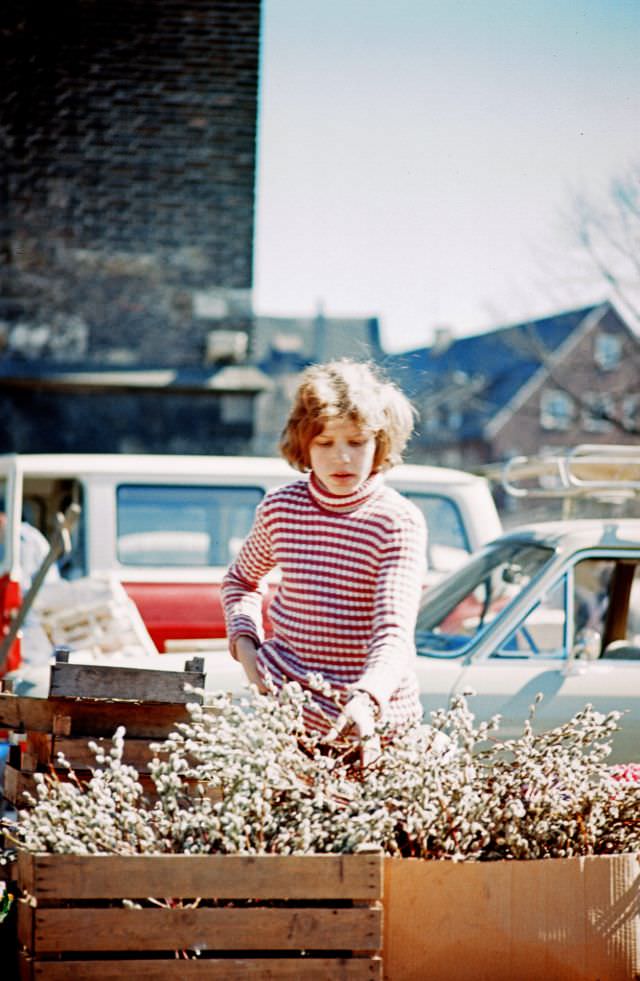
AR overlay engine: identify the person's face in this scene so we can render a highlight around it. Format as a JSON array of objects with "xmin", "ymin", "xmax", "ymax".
[{"xmin": 309, "ymin": 417, "xmax": 376, "ymax": 496}]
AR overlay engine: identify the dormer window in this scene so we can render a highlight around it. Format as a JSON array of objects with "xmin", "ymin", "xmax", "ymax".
[
  {"xmin": 540, "ymin": 389, "xmax": 574, "ymax": 430},
  {"xmin": 594, "ymin": 332, "xmax": 621, "ymax": 371},
  {"xmin": 582, "ymin": 392, "xmax": 614, "ymax": 432}
]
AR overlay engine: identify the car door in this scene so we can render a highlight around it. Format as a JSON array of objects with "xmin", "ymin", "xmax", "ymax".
[{"xmin": 452, "ymin": 552, "xmax": 640, "ymax": 761}]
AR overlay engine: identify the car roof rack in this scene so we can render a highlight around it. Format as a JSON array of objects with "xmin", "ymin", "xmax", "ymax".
[
  {"xmin": 490, "ymin": 445, "xmax": 640, "ymax": 505},
  {"xmin": 503, "ymin": 445, "xmax": 640, "ymax": 499}
]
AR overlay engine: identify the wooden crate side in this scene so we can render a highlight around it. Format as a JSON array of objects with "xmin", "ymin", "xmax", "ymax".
[
  {"xmin": 17, "ymin": 853, "xmax": 35, "ymax": 897},
  {"xmin": 2, "ymin": 766, "xmax": 35, "ymax": 809},
  {"xmin": 49, "ymin": 662, "xmax": 204, "ymax": 704},
  {"xmin": 0, "ymin": 693, "xmax": 191, "ymax": 737},
  {"xmin": 30, "ymin": 906, "xmax": 382, "ymax": 954},
  {"xmin": 24, "ymin": 733, "xmax": 53, "ymax": 769},
  {"xmin": 20, "ymin": 954, "xmax": 382, "ymax": 980},
  {"xmin": 52, "ymin": 735, "xmax": 158, "ymax": 772},
  {"xmin": 5, "ymin": 768, "xmax": 159, "ymax": 809},
  {"xmin": 20, "ymin": 853, "xmax": 383, "ymax": 901},
  {"xmin": 17, "ymin": 897, "xmax": 34, "ymax": 952}
]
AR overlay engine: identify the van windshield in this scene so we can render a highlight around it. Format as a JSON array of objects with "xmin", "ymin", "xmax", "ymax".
[{"xmin": 116, "ymin": 484, "xmax": 263, "ymax": 567}]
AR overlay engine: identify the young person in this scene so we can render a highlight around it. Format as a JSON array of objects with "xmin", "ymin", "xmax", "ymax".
[{"xmin": 221, "ymin": 360, "xmax": 427, "ymax": 759}]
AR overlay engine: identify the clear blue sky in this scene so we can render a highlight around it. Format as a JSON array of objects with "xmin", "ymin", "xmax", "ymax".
[{"xmin": 252, "ymin": 0, "xmax": 640, "ymax": 352}]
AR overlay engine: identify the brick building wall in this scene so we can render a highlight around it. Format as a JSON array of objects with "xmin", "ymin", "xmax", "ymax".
[
  {"xmin": 489, "ymin": 305, "xmax": 640, "ymax": 461},
  {"xmin": 0, "ymin": 0, "xmax": 260, "ymax": 366}
]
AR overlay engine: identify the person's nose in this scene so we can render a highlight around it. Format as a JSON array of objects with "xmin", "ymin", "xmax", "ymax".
[{"xmin": 335, "ymin": 442, "xmax": 351, "ymax": 462}]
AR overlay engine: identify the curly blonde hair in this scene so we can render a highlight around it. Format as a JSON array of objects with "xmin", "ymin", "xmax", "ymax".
[{"xmin": 280, "ymin": 360, "xmax": 416, "ymax": 473}]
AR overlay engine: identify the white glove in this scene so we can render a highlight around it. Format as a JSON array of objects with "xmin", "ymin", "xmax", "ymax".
[{"xmin": 324, "ymin": 690, "xmax": 381, "ymax": 767}]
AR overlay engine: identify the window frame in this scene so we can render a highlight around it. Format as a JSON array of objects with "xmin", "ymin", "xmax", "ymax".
[{"xmin": 540, "ymin": 388, "xmax": 575, "ymax": 431}]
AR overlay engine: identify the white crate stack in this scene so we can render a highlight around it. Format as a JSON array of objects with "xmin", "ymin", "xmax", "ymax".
[{"xmin": 33, "ymin": 574, "xmax": 157, "ymax": 659}]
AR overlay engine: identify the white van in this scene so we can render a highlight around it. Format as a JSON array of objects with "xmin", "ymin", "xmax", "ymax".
[{"xmin": 0, "ymin": 453, "xmax": 502, "ymax": 665}]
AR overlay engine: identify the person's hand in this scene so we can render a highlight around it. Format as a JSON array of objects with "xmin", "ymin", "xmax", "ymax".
[
  {"xmin": 234, "ymin": 636, "xmax": 269, "ymax": 694},
  {"xmin": 324, "ymin": 690, "xmax": 381, "ymax": 767}
]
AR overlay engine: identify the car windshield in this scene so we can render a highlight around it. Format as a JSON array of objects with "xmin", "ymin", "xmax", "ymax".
[{"xmin": 415, "ymin": 539, "xmax": 554, "ymax": 657}]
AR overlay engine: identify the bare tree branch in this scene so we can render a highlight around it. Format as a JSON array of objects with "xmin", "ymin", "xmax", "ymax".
[{"xmin": 570, "ymin": 167, "xmax": 640, "ymax": 323}]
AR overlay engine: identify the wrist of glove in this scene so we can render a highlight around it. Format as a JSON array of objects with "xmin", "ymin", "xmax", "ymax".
[{"xmin": 326, "ymin": 690, "xmax": 379, "ymax": 743}]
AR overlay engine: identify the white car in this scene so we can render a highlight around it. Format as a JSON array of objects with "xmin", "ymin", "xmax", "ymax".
[
  {"xmin": 414, "ymin": 519, "xmax": 640, "ymax": 763},
  {"xmin": 18, "ymin": 519, "xmax": 640, "ymax": 766}
]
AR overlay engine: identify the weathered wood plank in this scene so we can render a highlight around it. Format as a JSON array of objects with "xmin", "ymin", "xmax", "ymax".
[
  {"xmin": 25, "ymin": 733, "xmax": 53, "ymax": 769},
  {"xmin": 2, "ymin": 765, "xmax": 38, "ymax": 808},
  {"xmin": 20, "ymin": 953, "xmax": 382, "ymax": 980},
  {"xmin": 18, "ymin": 853, "xmax": 383, "ymax": 901},
  {"xmin": 5, "ymin": 767, "xmax": 168, "ymax": 809},
  {"xmin": 17, "ymin": 894, "xmax": 33, "ymax": 951},
  {"xmin": 22, "ymin": 729, "xmax": 145, "ymax": 774},
  {"xmin": 49, "ymin": 662, "xmax": 205, "ymax": 704},
  {"xmin": 30, "ymin": 906, "xmax": 382, "ymax": 953},
  {"xmin": 0, "ymin": 692, "xmax": 193, "ymax": 737},
  {"xmin": 52, "ymin": 735, "xmax": 158, "ymax": 771}
]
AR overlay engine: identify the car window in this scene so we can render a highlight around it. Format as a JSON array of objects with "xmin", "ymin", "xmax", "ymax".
[
  {"xmin": 116, "ymin": 484, "xmax": 264, "ymax": 567},
  {"xmin": 415, "ymin": 540, "xmax": 554, "ymax": 656},
  {"xmin": 402, "ymin": 492, "xmax": 470, "ymax": 572},
  {"xmin": 496, "ymin": 557, "xmax": 640, "ymax": 661},
  {"xmin": 496, "ymin": 576, "xmax": 568, "ymax": 659}
]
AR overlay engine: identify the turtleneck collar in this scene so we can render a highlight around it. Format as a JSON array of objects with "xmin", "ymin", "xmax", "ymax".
[{"xmin": 307, "ymin": 470, "xmax": 384, "ymax": 514}]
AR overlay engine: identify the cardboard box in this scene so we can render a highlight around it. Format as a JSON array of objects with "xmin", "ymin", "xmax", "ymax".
[{"xmin": 383, "ymin": 853, "xmax": 640, "ymax": 981}]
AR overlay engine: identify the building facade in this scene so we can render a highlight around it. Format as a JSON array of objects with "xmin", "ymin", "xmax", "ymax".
[
  {"xmin": 0, "ymin": 0, "xmax": 264, "ymax": 453},
  {"xmin": 385, "ymin": 303, "xmax": 640, "ymax": 469}
]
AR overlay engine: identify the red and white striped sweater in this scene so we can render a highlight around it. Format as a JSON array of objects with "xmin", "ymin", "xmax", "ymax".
[{"xmin": 221, "ymin": 471, "xmax": 427, "ymax": 734}]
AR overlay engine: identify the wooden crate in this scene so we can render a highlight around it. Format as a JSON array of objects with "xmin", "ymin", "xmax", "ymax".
[
  {"xmin": 0, "ymin": 659, "xmax": 208, "ymax": 812},
  {"xmin": 16, "ymin": 851, "xmax": 383, "ymax": 979}
]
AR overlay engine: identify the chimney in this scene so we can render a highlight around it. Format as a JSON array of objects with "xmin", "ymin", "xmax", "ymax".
[
  {"xmin": 313, "ymin": 300, "xmax": 326, "ymax": 364},
  {"xmin": 432, "ymin": 325, "xmax": 453, "ymax": 354}
]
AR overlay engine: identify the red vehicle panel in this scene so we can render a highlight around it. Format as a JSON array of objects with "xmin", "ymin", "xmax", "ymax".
[{"xmin": 123, "ymin": 581, "xmax": 274, "ymax": 652}]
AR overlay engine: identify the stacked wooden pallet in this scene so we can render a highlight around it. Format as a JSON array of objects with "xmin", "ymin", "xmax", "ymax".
[
  {"xmin": 0, "ymin": 660, "xmax": 383, "ymax": 979},
  {"xmin": 0, "ymin": 656, "xmax": 205, "ymax": 812}
]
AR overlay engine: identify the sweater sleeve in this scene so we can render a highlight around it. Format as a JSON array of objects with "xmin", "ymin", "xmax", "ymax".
[
  {"xmin": 355, "ymin": 506, "xmax": 427, "ymax": 710},
  {"xmin": 221, "ymin": 498, "xmax": 276, "ymax": 656}
]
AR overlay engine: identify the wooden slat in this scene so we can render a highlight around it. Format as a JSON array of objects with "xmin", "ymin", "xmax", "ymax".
[
  {"xmin": 0, "ymin": 693, "xmax": 193, "ymax": 737},
  {"xmin": 3, "ymin": 765, "xmax": 37, "ymax": 808},
  {"xmin": 20, "ymin": 953, "xmax": 382, "ymax": 980},
  {"xmin": 25, "ymin": 733, "xmax": 53, "ymax": 768},
  {"xmin": 17, "ymin": 894, "xmax": 33, "ymax": 951},
  {"xmin": 30, "ymin": 906, "xmax": 382, "ymax": 953},
  {"xmin": 11, "ymin": 732, "xmax": 157, "ymax": 773},
  {"xmin": 18, "ymin": 852, "xmax": 384, "ymax": 901},
  {"xmin": 52, "ymin": 735, "xmax": 158, "ymax": 772},
  {"xmin": 49, "ymin": 663, "xmax": 205, "ymax": 704},
  {"xmin": 4, "ymin": 767, "xmax": 163, "ymax": 809}
]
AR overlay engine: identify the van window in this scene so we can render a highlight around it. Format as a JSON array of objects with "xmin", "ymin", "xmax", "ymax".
[
  {"xmin": 402, "ymin": 492, "xmax": 470, "ymax": 574},
  {"xmin": 116, "ymin": 484, "xmax": 264, "ymax": 567}
]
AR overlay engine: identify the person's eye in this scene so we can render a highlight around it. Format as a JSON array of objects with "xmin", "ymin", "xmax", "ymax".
[{"xmin": 349, "ymin": 439, "xmax": 365, "ymax": 446}]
